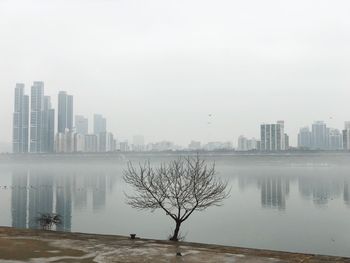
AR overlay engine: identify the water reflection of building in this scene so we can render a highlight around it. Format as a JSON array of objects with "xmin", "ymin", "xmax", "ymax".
[
  {"xmin": 259, "ymin": 177, "xmax": 289, "ymax": 210},
  {"xmin": 28, "ymin": 172, "xmax": 54, "ymax": 228},
  {"xmin": 92, "ymin": 174, "xmax": 107, "ymax": 212},
  {"xmin": 343, "ymin": 181, "xmax": 350, "ymax": 207},
  {"xmin": 298, "ymin": 176, "xmax": 342, "ymax": 206},
  {"xmin": 73, "ymin": 175, "xmax": 88, "ymax": 210},
  {"xmin": 10, "ymin": 166, "xmax": 116, "ymax": 231},
  {"xmin": 11, "ymin": 169, "xmax": 28, "ymax": 228},
  {"xmin": 56, "ymin": 175, "xmax": 72, "ymax": 231}
]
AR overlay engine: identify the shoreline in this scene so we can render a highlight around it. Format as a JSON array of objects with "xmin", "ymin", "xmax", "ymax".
[{"xmin": 0, "ymin": 226, "xmax": 349, "ymax": 262}]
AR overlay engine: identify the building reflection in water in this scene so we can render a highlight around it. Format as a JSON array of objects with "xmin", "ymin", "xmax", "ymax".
[
  {"xmin": 56, "ymin": 175, "xmax": 72, "ymax": 231},
  {"xmin": 28, "ymin": 171, "xmax": 54, "ymax": 228},
  {"xmin": 298, "ymin": 176, "xmax": 343, "ymax": 206},
  {"xmin": 259, "ymin": 177, "xmax": 289, "ymax": 210},
  {"xmin": 11, "ymin": 167, "xmax": 115, "ymax": 231},
  {"xmin": 343, "ymin": 181, "xmax": 350, "ymax": 207},
  {"xmin": 11, "ymin": 169, "xmax": 28, "ymax": 228}
]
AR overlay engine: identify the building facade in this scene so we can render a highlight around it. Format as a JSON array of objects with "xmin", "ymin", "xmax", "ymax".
[
  {"xmin": 12, "ymin": 84, "xmax": 29, "ymax": 153},
  {"xmin": 30, "ymin": 82, "xmax": 44, "ymax": 153},
  {"xmin": 75, "ymin": 115, "xmax": 88, "ymax": 135},
  {"xmin": 260, "ymin": 122, "xmax": 284, "ymax": 151},
  {"xmin": 58, "ymin": 91, "xmax": 73, "ymax": 133},
  {"xmin": 93, "ymin": 114, "xmax": 106, "ymax": 135}
]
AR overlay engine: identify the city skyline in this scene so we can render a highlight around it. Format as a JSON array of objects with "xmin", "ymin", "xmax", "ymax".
[{"xmin": 9, "ymin": 82, "xmax": 350, "ymax": 153}]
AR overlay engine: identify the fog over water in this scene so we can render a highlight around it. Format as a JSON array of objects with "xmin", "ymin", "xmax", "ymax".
[{"xmin": 1, "ymin": 154, "xmax": 350, "ymax": 257}]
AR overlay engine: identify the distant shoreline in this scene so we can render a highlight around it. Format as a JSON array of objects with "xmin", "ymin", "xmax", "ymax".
[{"xmin": 1, "ymin": 150, "xmax": 350, "ymax": 164}]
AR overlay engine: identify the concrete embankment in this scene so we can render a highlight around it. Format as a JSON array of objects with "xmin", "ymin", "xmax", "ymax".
[{"xmin": 0, "ymin": 227, "xmax": 348, "ymax": 262}]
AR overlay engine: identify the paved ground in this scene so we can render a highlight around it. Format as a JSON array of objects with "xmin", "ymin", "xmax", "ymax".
[{"xmin": 0, "ymin": 227, "xmax": 349, "ymax": 263}]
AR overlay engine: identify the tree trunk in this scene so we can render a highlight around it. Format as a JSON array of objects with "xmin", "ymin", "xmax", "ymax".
[{"xmin": 170, "ymin": 221, "xmax": 181, "ymax": 241}]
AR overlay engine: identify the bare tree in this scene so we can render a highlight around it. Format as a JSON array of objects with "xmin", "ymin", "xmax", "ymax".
[{"xmin": 123, "ymin": 156, "xmax": 230, "ymax": 241}]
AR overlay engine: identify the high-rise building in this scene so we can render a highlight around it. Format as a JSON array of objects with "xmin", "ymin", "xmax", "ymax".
[
  {"xmin": 30, "ymin": 81, "xmax": 44, "ymax": 153},
  {"xmin": 343, "ymin": 122, "xmax": 350, "ymax": 150},
  {"xmin": 58, "ymin": 91, "xmax": 73, "ymax": 133},
  {"xmin": 237, "ymin": 136, "xmax": 248, "ymax": 151},
  {"xmin": 98, "ymin": 132, "xmax": 115, "ymax": 152},
  {"xmin": 277, "ymin": 120, "xmax": 285, "ymax": 150},
  {"xmin": 119, "ymin": 141, "xmax": 129, "ymax": 152},
  {"xmin": 284, "ymin": 134, "xmax": 289, "ymax": 150},
  {"xmin": 260, "ymin": 121, "xmax": 284, "ymax": 151},
  {"xmin": 298, "ymin": 127, "xmax": 312, "ymax": 149},
  {"xmin": 41, "ymin": 96, "xmax": 55, "ymax": 153},
  {"xmin": 12, "ymin": 84, "xmax": 29, "ymax": 153},
  {"xmin": 238, "ymin": 136, "xmax": 258, "ymax": 151},
  {"xmin": 75, "ymin": 115, "xmax": 88, "ymax": 135},
  {"xmin": 311, "ymin": 121, "xmax": 327, "ymax": 150},
  {"xmin": 74, "ymin": 133, "xmax": 85, "ymax": 152},
  {"xmin": 93, "ymin": 114, "xmax": 106, "ymax": 135},
  {"xmin": 328, "ymin": 128, "xmax": 342, "ymax": 150},
  {"xmin": 55, "ymin": 130, "xmax": 75, "ymax": 153},
  {"xmin": 84, "ymin": 134, "xmax": 98, "ymax": 152}
]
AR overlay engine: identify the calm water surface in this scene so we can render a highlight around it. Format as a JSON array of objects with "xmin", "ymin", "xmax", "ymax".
[{"xmin": 0, "ymin": 154, "xmax": 350, "ymax": 257}]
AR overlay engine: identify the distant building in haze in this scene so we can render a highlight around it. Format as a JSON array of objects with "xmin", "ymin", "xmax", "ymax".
[
  {"xmin": 84, "ymin": 134, "xmax": 98, "ymax": 152},
  {"xmin": 188, "ymin": 140, "xmax": 201, "ymax": 151},
  {"xmin": 58, "ymin": 91, "xmax": 73, "ymax": 133},
  {"xmin": 12, "ymin": 84, "xmax": 29, "ymax": 153},
  {"xmin": 30, "ymin": 82, "xmax": 45, "ymax": 153},
  {"xmin": 98, "ymin": 132, "xmax": 115, "ymax": 152},
  {"xmin": 260, "ymin": 121, "xmax": 286, "ymax": 151},
  {"xmin": 311, "ymin": 121, "xmax": 327, "ymax": 150},
  {"xmin": 298, "ymin": 127, "xmax": 312, "ymax": 149},
  {"xmin": 75, "ymin": 115, "xmax": 88, "ymax": 135},
  {"xmin": 343, "ymin": 122, "xmax": 350, "ymax": 150},
  {"xmin": 93, "ymin": 114, "xmax": 106, "ymax": 135},
  {"xmin": 328, "ymin": 128, "xmax": 342, "ymax": 150},
  {"xmin": 237, "ymin": 136, "xmax": 258, "ymax": 151},
  {"xmin": 119, "ymin": 141, "xmax": 129, "ymax": 152},
  {"xmin": 132, "ymin": 135, "xmax": 145, "ymax": 151},
  {"xmin": 41, "ymin": 96, "xmax": 55, "ymax": 153}
]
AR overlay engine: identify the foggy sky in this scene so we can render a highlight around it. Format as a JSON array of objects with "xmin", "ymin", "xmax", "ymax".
[{"xmin": 1, "ymin": 0, "xmax": 350, "ymax": 148}]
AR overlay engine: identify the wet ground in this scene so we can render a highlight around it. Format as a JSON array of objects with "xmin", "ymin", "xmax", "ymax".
[{"xmin": 0, "ymin": 227, "xmax": 349, "ymax": 262}]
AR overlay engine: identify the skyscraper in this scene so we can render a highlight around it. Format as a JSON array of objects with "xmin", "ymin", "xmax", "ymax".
[
  {"xmin": 41, "ymin": 96, "xmax": 55, "ymax": 153},
  {"xmin": 343, "ymin": 122, "xmax": 350, "ymax": 150},
  {"xmin": 93, "ymin": 114, "xmax": 106, "ymax": 135},
  {"xmin": 311, "ymin": 121, "xmax": 327, "ymax": 150},
  {"xmin": 12, "ymin": 83, "xmax": 29, "ymax": 153},
  {"xmin": 30, "ymin": 81, "xmax": 44, "ymax": 153},
  {"xmin": 298, "ymin": 127, "xmax": 312, "ymax": 149},
  {"xmin": 75, "ymin": 115, "xmax": 88, "ymax": 135},
  {"xmin": 328, "ymin": 128, "xmax": 342, "ymax": 150},
  {"xmin": 58, "ymin": 91, "xmax": 73, "ymax": 133},
  {"xmin": 260, "ymin": 121, "xmax": 284, "ymax": 151}
]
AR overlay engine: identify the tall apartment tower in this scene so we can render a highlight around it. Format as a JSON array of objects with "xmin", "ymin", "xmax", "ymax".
[
  {"xmin": 93, "ymin": 114, "xmax": 107, "ymax": 135},
  {"xmin": 343, "ymin": 122, "xmax": 350, "ymax": 150},
  {"xmin": 12, "ymin": 84, "xmax": 29, "ymax": 153},
  {"xmin": 41, "ymin": 96, "xmax": 55, "ymax": 153},
  {"xmin": 30, "ymin": 82, "xmax": 44, "ymax": 153},
  {"xmin": 260, "ymin": 122, "xmax": 284, "ymax": 151},
  {"xmin": 311, "ymin": 121, "xmax": 327, "ymax": 150},
  {"xmin": 298, "ymin": 127, "xmax": 312, "ymax": 148},
  {"xmin": 58, "ymin": 91, "xmax": 73, "ymax": 133},
  {"xmin": 75, "ymin": 115, "xmax": 88, "ymax": 135}
]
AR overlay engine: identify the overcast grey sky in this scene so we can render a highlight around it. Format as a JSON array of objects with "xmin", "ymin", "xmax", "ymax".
[{"xmin": 1, "ymin": 0, "xmax": 350, "ymax": 147}]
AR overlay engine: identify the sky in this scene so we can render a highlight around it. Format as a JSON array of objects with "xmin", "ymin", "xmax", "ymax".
[{"xmin": 1, "ymin": 0, "xmax": 350, "ymax": 148}]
